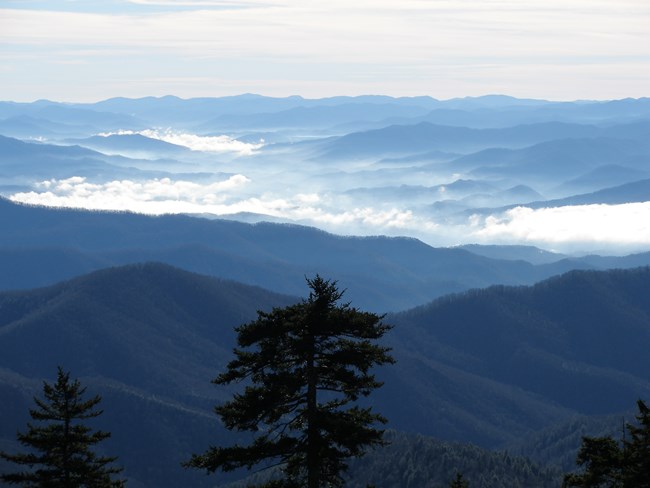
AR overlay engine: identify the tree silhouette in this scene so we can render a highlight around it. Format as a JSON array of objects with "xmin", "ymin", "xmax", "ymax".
[
  {"xmin": 0, "ymin": 367, "xmax": 125, "ymax": 487},
  {"xmin": 563, "ymin": 399, "xmax": 650, "ymax": 488},
  {"xmin": 449, "ymin": 472, "xmax": 470, "ymax": 487},
  {"xmin": 186, "ymin": 276, "xmax": 394, "ymax": 488},
  {"xmin": 623, "ymin": 399, "xmax": 650, "ymax": 487}
]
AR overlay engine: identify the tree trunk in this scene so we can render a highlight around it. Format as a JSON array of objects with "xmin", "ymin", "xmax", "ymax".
[{"xmin": 306, "ymin": 322, "xmax": 318, "ymax": 488}]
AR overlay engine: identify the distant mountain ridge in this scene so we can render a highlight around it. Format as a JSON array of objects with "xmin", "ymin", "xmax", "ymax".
[
  {"xmin": 315, "ymin": 119, "xmax": 650, "ymax": 160},
  {"xmin": 5, "ymin": 198, "xmax": 650, "ymax": 312},
  {"xmin": 2, "ymin": 95, "xmax": 650, "ymax": 253},
  {"xmin": 63, "ymin": 134, "xmax": 191, "ymax": 158}
]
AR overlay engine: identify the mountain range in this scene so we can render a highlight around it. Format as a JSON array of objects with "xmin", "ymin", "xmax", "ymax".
[
  {"xmin": 2, "ymin": 95, "xmax": 650, "ymax": 254},
  {"xmin": 1, "ymin": 263, "xmax": 649, "ymax": 486},
  {"xmin": 4, "ymin": 198, "xmax": 650, "ymax": 313},
  {"xmin": 1, "ymin": 93, "xmax": 650, "ymax": 486}
]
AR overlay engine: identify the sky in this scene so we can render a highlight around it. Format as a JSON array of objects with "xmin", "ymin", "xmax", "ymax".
[{"xmin": 2, "ymin": 0, "xmax": 650, "ymax": 102}]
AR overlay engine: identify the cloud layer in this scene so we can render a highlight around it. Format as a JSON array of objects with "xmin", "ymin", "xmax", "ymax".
[
  {"xmin": 471, "ymin": 203, "xmax": 650, "ymax": 250},
  {"xmin": 2, "ymin": 1, "xmax": 649, "ymax": 101},
  {"xmin": 9, "ymin": 176, "xmax": 650, "ymax": 254},
  {"xmin": 99, "ymin": 129, "xmax": 263, "ymax": 155}
]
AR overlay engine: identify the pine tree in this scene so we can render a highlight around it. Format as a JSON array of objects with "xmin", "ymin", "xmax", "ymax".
[
  {"xmin": 449, "ymin": 472, "xmax": 470, "ymax": 487},
  {"xmin": 562, "ymin": 437, "xmax": 623, "ymax": 487},
  {"xmin": 186, "ymin": 276, "xmax": 395, "ymax": 488},
  {"xmin": 621, "ymin": 399, "xmax": 650, "ymax": 488},
  {"xmin": 563, "ymin": 399, "xmax": 650, "ymax": 488},
  {"xmin": 0, "ymin": 367, "xmax": 125, "ymax": 487}
]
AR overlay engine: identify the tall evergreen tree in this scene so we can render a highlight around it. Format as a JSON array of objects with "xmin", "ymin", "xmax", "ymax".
[
  {"xmin": 186, "ymin": 276, "xmax": 395, "ymax": 488},
  {"xmin": 621, "ymin": 399, "xmax": 650, "ymax": 488},
  {"xmin": 0, "ymin": 367, "xmax": 125, "ymax": 487},
  {"xmin": 449, "ymin": 472, "xmax": 470, "ymax": 488},
  {"xmin": 563, "ymin": 399, "xmax": 650, "ymax": 488}
]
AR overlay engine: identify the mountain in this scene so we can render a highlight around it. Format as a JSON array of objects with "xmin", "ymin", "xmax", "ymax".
[
  {"xmin": 0, "ymin": 135, "xmax": 197, "ymax": 183},
  {"xmin": 345, "ymin": 430, "xmax": 561, "ymax": 488},
  {"xmin": 2, "ymin": 264, "xmax": 650, "ymax": 486},
  {"xmin": 508, "ymin": 408, "xmax": 639, "ymax": 471},
  {"xmin": 557, "ymin": 164, "xmax": 649, "ymax": 194},
  {"xmin": 4, "ymin": 96, "xmax": 649, "ymax": 139},
  {"xmin": 224, "ymin": 431, "xmax": 562, "ymax": 488},
  {"xmin": 458, "ymin": 244, "xmax": 567, "ymax": 265},
  {"xmin": 451, "ymin": 137, "xmax": 650, "ymax": 182},
  {"xmin": 0, "ymin": 198, "xmax": 554, "ymax": 312},
  {"xmin": 0, "ymin": 101, "xmax": 145, "ymax": 132},
  {"xmin": 342, "ymin": 180, "xmax": 499, "ymax": 204},
  {"xmin": 0, "ymin": 134, "xmax": 116, "ymax": 179},
  {"xmin": 4, "ymin": 198, "xmax": 650, "ymax": 312},
  {"xmin": 413, "ymin": 103, "xmax": 650, "ymax": 129},
  {"xmin": 0, "ymin": 135, "xmax": 200, "ymax": 187},
  {"xmin": 0, "ymin": 133, "xmax": 98, "ymax": 160},
  {"xmin": 64, "ymin": 134, "xmax": 192, "ymax": 159},
  {"xmin": 0, "ymin": 115, "xmax": 100, "ymax": 139},
  {"xmin": 390, "ymin": 267, "xmax": 650, "ymax": 420},
  {"xmin": 0, "ymin": 263, "xmax": 297, "ymax": 487},
  {"xmin": 315, "ymin": 121, "xmax": 608, "ymax": 160},
  {"xmin": 540, "ymin": 177, "xmax": 650, "ymax": 207},
  {"xmin": 467, "ymin": 178, "xmax": 650, "ymax": 217},
  {"xmin": 197, "ymin": 103, "xmax": 431, "ymax": 131},
  {"xmin": 79, "ymin": 94, "xmax": 440, "ymax": 127}
]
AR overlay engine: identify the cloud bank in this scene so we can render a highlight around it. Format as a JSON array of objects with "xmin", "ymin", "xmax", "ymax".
[
  {"xmin": 99, "ymin": 129, "xmax": 263, "ymax": 155},
  {"xmin": 470, "ymin": 203, "xmax": 650, "ymax": 250},
  {"xmin": 9, "ymin": 176, "xmax": 650, "ymax": 254},
  {"xmin": 10, "ymin": 175, "xmax": 251, "ymax": 213}
]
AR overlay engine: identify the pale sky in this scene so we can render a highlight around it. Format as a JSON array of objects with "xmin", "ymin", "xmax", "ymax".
[{"xmin": 2, "ymin": 0, "xmax": 649, "ymax": 102}]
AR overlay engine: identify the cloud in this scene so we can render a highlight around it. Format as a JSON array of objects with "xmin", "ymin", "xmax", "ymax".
[
  {"xmin": 7, "ymin": 176, "xmax": 437, "ymax": 237},
  {"xmin": 8, "ymin": 177, "xmax": 650, "ymax": 254},
  {"xmin": 468, "ymin": 203, "xmax": 650, "ymax": 251},
  {"xmin": 11, "ymin": 175, "xmax": 251, "ymax": 212},
  {"xmin": 98, "ymin": 129, "xmax": 263, "ymax": 155},
  {"xmin": 2, "ymin": 1, "xmax": 650, "ymax": 101}
]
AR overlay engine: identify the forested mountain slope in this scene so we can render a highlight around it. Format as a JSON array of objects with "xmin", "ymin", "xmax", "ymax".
[
  {"xmin": 0, "ymin": 198, "xmax": 563, "ymax": 312},
  {"xmin": 4, "ymin": 198, "xmax": 650, "ymax": 313},
  {"xmin": 223, "ymin": 431, "xmax": 562, "ymax": 488},
  {"xmin": 389, "ymin": 267, "xmax": 650, "ymax": 417},
  {"xmin": 1, "ymin": 264, "xmax": 649, "ymax": 486},
  {"xmin": 0, "ymin": 264, "xmax": 297, "ymax": 487}
]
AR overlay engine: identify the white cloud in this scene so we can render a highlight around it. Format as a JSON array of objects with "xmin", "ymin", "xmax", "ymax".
[
  {"xmin": 2, "ymin": 1, "xmax": 650, "ymax": 101},
  {"xmin": 11, "ymin": 175, "xmax": 251, "ymax": 212},
  {"xmin": 469, "ymin": 203, "xmax": 650, "ymax": 250},
  {"xmin": 7, "ymin": 177, "xmax": 650, "ymax": 254},
  {"xmin": 98, "ymin": 129, "xmax": 263, "ymax": 155},
  {"xmin": 7, "ymin": 176, "xmax": 437, "ymax": 237}
]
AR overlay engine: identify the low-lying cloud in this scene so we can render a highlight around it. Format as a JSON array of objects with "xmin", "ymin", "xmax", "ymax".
[
  {"xmin": 9, "ymin": 177, "xmax": 650, "ymax": 254},
  {"xmin": 8, "ymin": 176, "xmax": 434, "ymax": 237},
  {"xmin": 11, "ymin": 175, "xmax": 251, "ymax": 213},
  {"xmin": 99, "ymin": 129, "xmax": 264, "ymax": 155},
  {"xmin": 468, "ymin": 203, "xmax": 650, "ymax": 252}
]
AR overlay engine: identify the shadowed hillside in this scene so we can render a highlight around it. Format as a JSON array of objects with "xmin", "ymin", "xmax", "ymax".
[
  {"xmin": 2, "ymin": 264, "xmax": 650, "ymax": 486},
  {"xmin": 381, "ymin": 267, "xmax": 650, "ymax": 442},
  {"xmin": 0, "ymin": 197, "xmax": 580, "ymax": 312},
  {"xmin": 0, "ymin": 263, "xmax": 297, "ymax": 487}
]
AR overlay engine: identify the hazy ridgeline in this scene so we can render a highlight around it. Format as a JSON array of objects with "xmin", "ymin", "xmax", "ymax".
[{"xmin": 2, "ymin": 95, "xmax": 650, "ymax": 253}]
